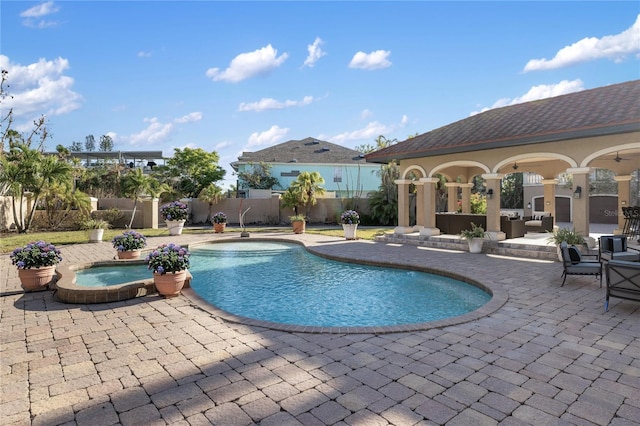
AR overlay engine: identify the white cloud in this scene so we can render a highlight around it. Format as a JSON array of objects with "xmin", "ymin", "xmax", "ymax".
[
  {"xmin": 174, "ymin": 112, "xmax": 203, "ymax": 123},
  {"xmin": 214, "ymin": 140, "xmax": 233, "ymax": 150},
  {"xmin": 348, "ymin": 50, "xmax": 392, "ymax": 70},
  {"xmin": 206, "ymin": 44, "xmax": 289, "ymax": 83},
  {"xmin": 331, "ymin": 121, "xmax": 391, "ymax": 143},
  {"xmin": 360, "ymin": 109, "xmax": 373, "ymax": 120},
  {"xmin": 246, "ymin": 125, "xmax": 289, "ymax": 149},
  {"xmin": 20, "ymin": 1, "xmax": 59, "ymax": 18},
  {"xmin": 238, "ymin": 96, "xmax": 314, "ymax": 112},
  {"xmin": 524, "ymin": 15, "xmax": 640, "ymax": 72},
  {"xmin": 0, "ymin": 55, "xmax": 82, "ymax": 120},
  {"xmin": 303, "ymin": 37, "xmax": 326, "ymax": 68},
  {"xmin": 137, "ymin": 51, "xmax": 152, "ymax": 58},
  {"xmin": 329, "ymin": 115, "xmax": 410, "ymax": 144},
  {"xmin": 20, "ymin": 1, "xmax": 60, "ymax": 28},
  {"xmin": 126, "ymin": 112, "xmax": 203, "ymax": 145},
  {"xmin": 470, "ymin": 79, "xmax": 585, "ymax": 115},
  {"xmin": 128, "ymin": 117, "xmax": 174, "ymax": 146}
]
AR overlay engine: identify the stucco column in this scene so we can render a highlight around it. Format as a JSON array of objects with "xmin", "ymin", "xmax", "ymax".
[
  {"xmin": 540, "ymin": 179, "xmax": 558, "ymax": 217},
  {"xmin": 459, "ymin": 183, "xmax": 473, "ymax": 214},
  {"xmin": 567, "ymin": 167, "xmax": 590, "ymax": 238},
  {"xmin": 142, "ymin": 198, "xmax": 159, "ymax": 229},
  {"xmin": 445, "ymin": 183, "xmax": 459, "ymax": 213},
  {"xmin": 394, "ymin": 179, "xmax": 413, "ymax": 234},
  {"xmin": 414, "ymin": 180, "xmax": 425, "ymax": 232},
  {"xmin": 614, "ymin": 175, "xmax": 632, "ymax": 235},
  {"xmin": 419, "ymin": 177, "xmax": 441, "ymax": 236},
  {"xmin": 481, "ymin": 174, "xmax": 506, "ymax": 241}
]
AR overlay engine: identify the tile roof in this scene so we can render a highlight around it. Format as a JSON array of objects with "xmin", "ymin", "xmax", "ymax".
[
  {"xmin": 366, "ymin": 79, "xmax": 640, "ymax": 163},
  {"xmin": 234, "ymin": 137, "xmax": 367, "ymax": 167}
]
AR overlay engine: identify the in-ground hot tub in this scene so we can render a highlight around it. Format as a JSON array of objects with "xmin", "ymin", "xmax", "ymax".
[{"xmin": 55, "ymin": 260, "xmax": 191, "ymax": 304}]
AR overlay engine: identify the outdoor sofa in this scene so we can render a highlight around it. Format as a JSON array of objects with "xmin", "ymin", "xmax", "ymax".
[{"xmin": 523, "ymin": 212, "xmax": 554, "ymax": 233}]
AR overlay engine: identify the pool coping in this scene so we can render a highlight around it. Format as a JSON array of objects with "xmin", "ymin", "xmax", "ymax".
[{"xmin": 181, "ymin": 237, "xmax": 508, "ymax": 334}]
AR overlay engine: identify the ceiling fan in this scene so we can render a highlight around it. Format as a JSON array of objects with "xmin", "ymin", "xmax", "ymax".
[{"xmin": 613, "ymin": 152, "xmax": 628, "ymax": 163}]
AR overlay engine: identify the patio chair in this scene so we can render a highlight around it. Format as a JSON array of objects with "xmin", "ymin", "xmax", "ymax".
[
  {"xmin": 604, "ymin": 260, "xmax": 640, "ymax": 312},
  {"xmin": 599, "ymin": 235, "xmax": 640, "ymax": 262},
  {"xmin": 559, "ymin": 241, "xmax": 602, "ymax": 287}
]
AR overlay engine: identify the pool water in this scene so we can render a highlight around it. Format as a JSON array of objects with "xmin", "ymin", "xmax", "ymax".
[
  {"xmin": 75, "ymin": 264, "xmax": 150, "ymax": 287},
  {"xmin": 189, "ymin": 241, "xmax": 491, "ymax": 327}
]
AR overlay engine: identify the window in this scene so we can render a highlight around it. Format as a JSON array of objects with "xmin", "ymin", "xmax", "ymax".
[{"xmin": 333, "ymin": 167, "xmax": 342, "ymax": 183}]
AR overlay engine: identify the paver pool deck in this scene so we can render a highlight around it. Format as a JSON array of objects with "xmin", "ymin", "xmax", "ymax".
[{"xmin": 1, "ymin": 232, "xmax": 638, "ymax": 425}]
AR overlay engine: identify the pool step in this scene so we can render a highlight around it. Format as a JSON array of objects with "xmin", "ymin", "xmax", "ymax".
[{"xmin": 377, "ymin": 233, "xmax": 559, "ymax": 261}]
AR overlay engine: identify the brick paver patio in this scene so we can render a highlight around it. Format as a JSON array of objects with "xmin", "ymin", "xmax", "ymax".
[{"xmin": 1, "ymin": 232, "xmax": 638, "ymax": 425}]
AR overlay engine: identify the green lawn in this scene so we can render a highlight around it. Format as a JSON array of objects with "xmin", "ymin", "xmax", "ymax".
[{"xmin": 1, "ymin": 226, "xmax": 394, "ymax": 254}]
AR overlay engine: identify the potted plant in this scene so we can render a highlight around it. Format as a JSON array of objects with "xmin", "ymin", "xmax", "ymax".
[
  {"xmin": 160, "ymin": 201, "xmax": 189, "ymax": 235},
  {"xmin": 212, "ymin": 211, "xmax": 227, "ymax": 233},
  {"xmin": 112, "ymin": 230, "xmax": 147, "ymax": 259},
  {"xmin": 80, "ymin": 218, "xmax": 111, "ymax": 242},
  {"xmin": 145, "ymin": 243, "xmax": 191, "ymax": 297},
  {"xmin": 289, "ymin": 214, "xmax": 306, "ymax": 234},
  {"xmin": 340, "ymin": 209, "xmax": 360, "ymax": 240},
  {"xmin": 547, "ymin": 227, "xmax": 586, "ymax": 261},
  {"xmin": 10, "ymin": 241, "xmax": 63, "ymax": 291},
  {"xmin": 460, "ymin": 222, "xmax": 486, "ymax": 253}
]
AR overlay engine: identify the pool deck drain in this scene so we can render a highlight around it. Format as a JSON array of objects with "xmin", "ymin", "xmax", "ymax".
[{"xmin": 1, "ymin": 231, "xmax": 638, "ymax": 425}]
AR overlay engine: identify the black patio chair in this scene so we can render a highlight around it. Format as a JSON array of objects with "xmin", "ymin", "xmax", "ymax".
[
  {"xmin": 604, "ymin": 260, "xmax": 640, "ymax": 312},
  {"xmin": 559, "ymin": 241, "xmax": 602, "ymax": 287}
]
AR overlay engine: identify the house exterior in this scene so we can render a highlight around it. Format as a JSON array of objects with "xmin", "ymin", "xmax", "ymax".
[{"xmin": 231, "ymin": 137, "xmax": 382, "ymax": 198}]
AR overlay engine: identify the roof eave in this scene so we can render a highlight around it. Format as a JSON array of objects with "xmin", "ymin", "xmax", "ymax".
[{"xmin": 365, "ymin": 122, "xmax": 640, "ymax": 164}]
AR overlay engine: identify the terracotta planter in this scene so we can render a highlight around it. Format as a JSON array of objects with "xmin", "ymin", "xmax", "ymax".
[
  {"xmin": 117, "ymin": 250, "xmax": 142, "ymax": 260},
  {"xmin": 342, "ymin": 224, "xmax": 358, "ymax": 240},
  {"xmin": 166, "ymin": 219, "xmax": 186, "ymax": 235},
  {"xmin": 292, "ymin": 221, "xmax": 305, "ymax": 234},
  {"xmin": 214, "ymin": 223, "xmax": 226, "ymax": 233},
  {"xmin": 18, "ymin": 266, "xmax": 56, "ymax": 292},
  {"xmin": 153, "ymin": 270, "xmax": 187, "ymax": 298}
]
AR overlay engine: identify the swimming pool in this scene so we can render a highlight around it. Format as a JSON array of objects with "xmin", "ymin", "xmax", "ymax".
[{"xmin": 188, "ymin": 241, "xmax": 491, "ymax": 328}]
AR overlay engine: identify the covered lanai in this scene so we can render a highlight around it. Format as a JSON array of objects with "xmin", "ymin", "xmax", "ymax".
[{"xmin": 365, "ymin": 79, "xmax": 640, "ymax": 240}]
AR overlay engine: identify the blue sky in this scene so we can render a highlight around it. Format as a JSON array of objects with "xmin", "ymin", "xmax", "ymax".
[{"xmin": 2, "ymin": 1, "xmax": 639, "ymax": 189}]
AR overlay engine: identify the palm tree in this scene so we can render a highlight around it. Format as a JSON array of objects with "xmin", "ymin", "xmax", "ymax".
[
  {"xmin": 198, "ymin": 183, "xmax": 224, "ymax": 222},
  {"xmin": 0, "ymin": 143, "xmax": 73, "ymax": 232},
  {"xmin": 290, "ymin": 171, "xmax": 326, "ymax": 218},
  {"xmin": 121, "ymin": 168, "xmax": 153, "ymax": 229},
  {"xmin": 281, "ymin": 187, "xmax": 303, "ymax": 216}
]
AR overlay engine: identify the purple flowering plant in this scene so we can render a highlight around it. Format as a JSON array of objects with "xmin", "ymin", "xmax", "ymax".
[
  {"xmin": 160, "ymin": 201, "xmax": 189, "ymax": 221},
  {"xmin": 10, "ymin": 241, "xmax": 62, "ymax": 269},
  {"xmin": 112, "ymin": 230, "xmax": 147, "ymax": 252},
  {"xmin": 340, "ymin": 210, "xmax": 360, "ymax": 225},
  {"xmin": 212, "ymin": 212, "xmax": 227, "ymax": 224},
  {"xmin": 145, "ymin": 243, "xmax": 190, "ymax": 275}
]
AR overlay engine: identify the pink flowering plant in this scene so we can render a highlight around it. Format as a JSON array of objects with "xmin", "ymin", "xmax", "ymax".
[
  {"xmin": 112, "ymin": 230, "xmax": 147, "ymax": 252},
  {"xmin": 10, "ymin": 241, "xmax": 62, "ymax": 269},
  {"xmin": 160, "ymin": 201, "xmax": 189, "ymax": 221},
  {"xmin": 340, "ymin": 210, "xmax": 360, "ymax": 225},
  {"xmin": 145, "ymin": 243, "xmax": 190, "ymax": 275}
]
